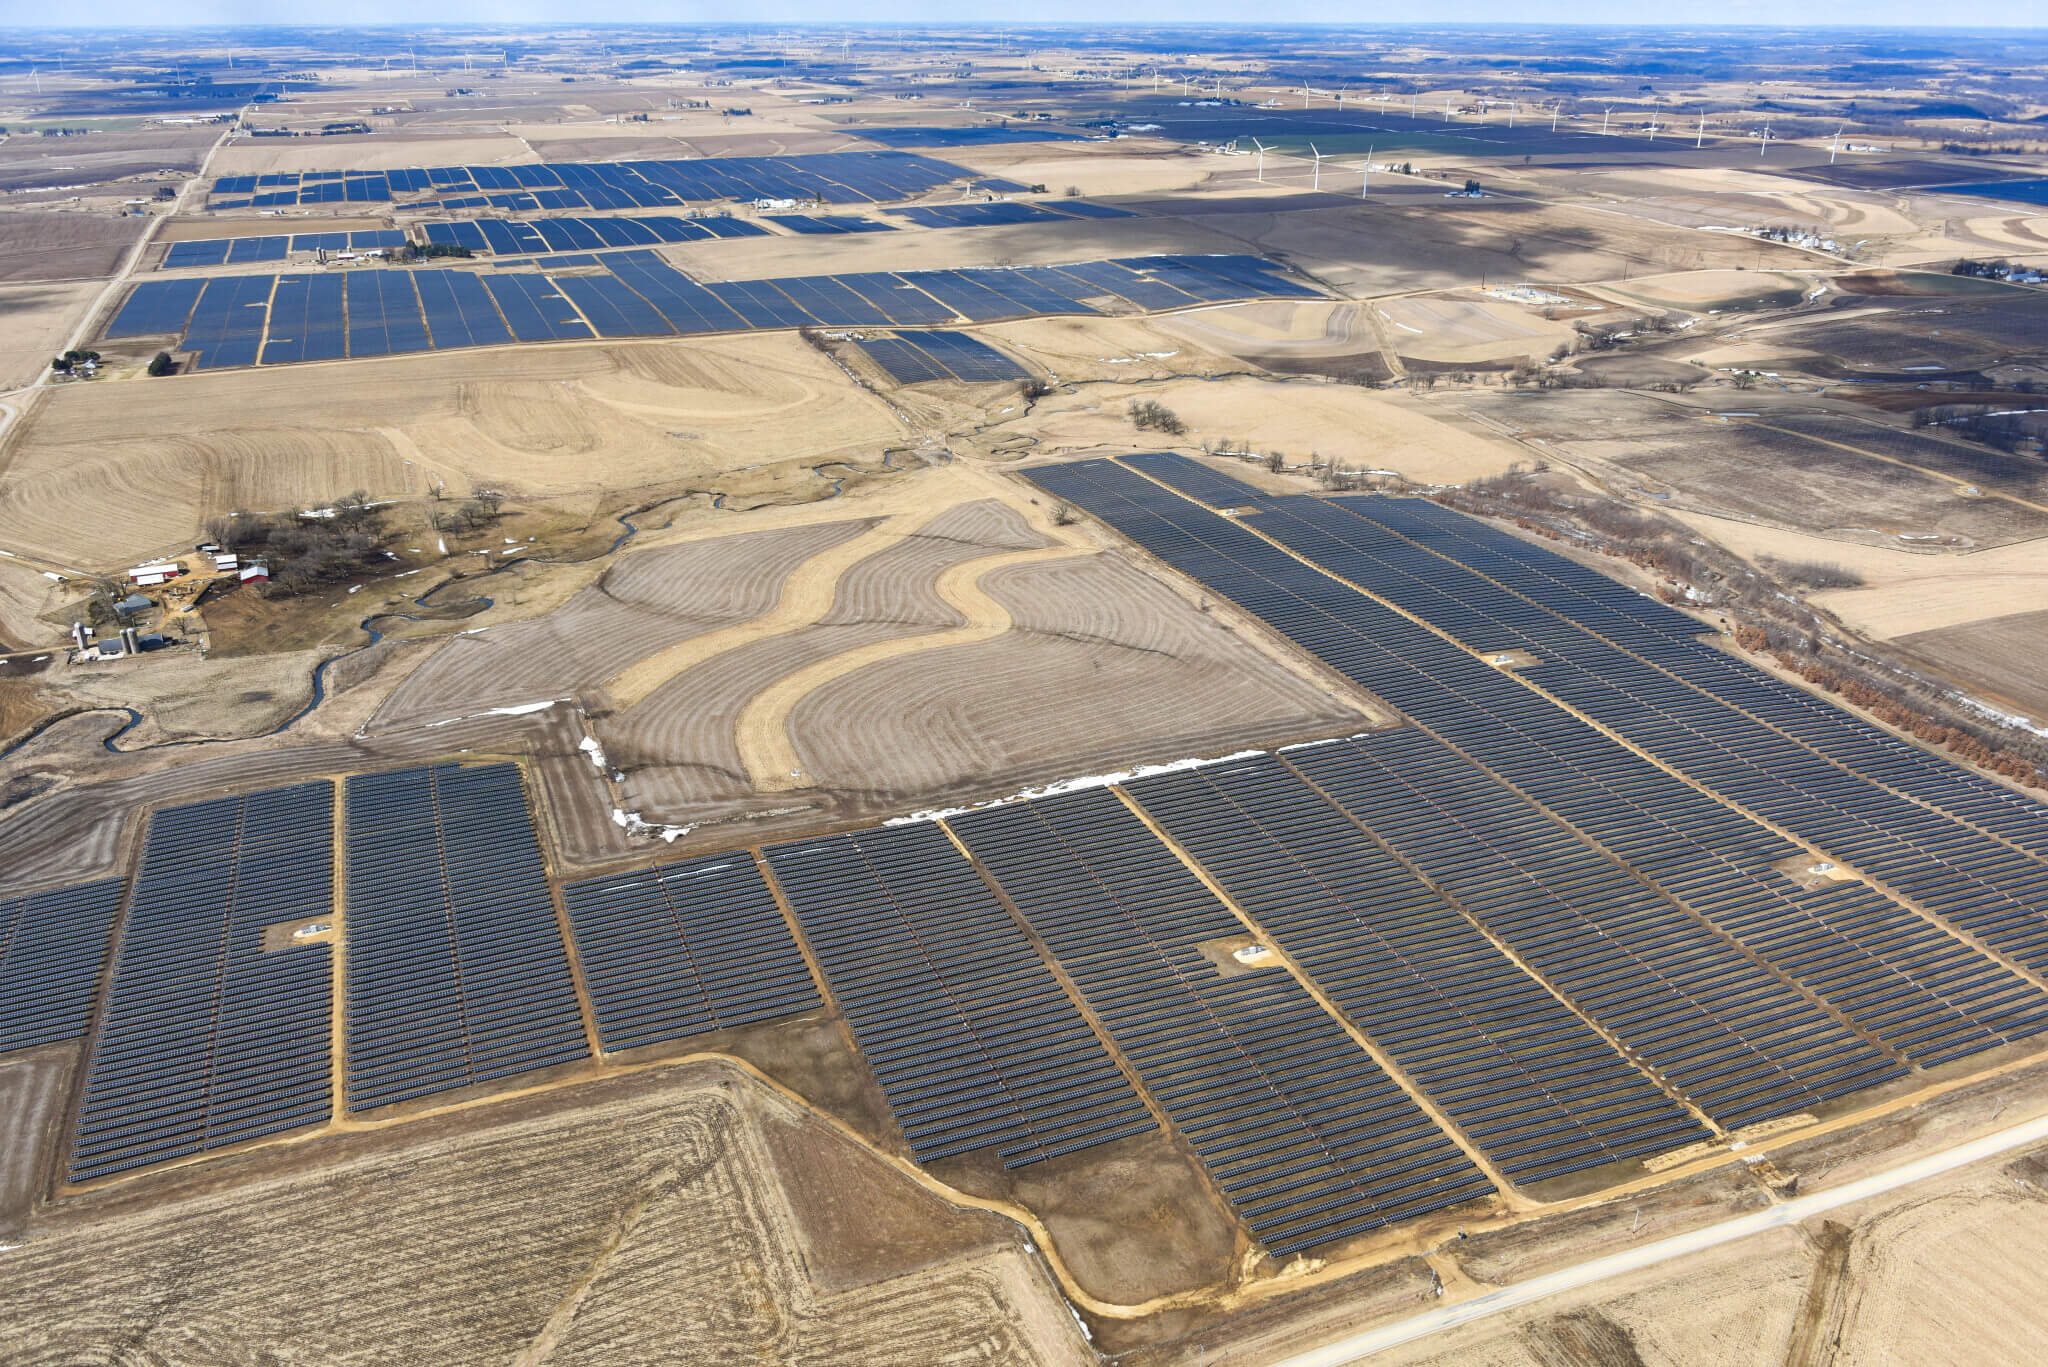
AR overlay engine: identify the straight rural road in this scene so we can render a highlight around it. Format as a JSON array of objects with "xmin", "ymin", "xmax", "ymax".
[{"xmin": 1275, "ymin": 1110, "xmax": 2048, "ymax": 1366}]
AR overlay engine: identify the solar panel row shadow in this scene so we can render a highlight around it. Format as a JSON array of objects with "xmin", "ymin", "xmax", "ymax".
[
  {"xmin": 343, "ymin": 763, "xmax": 588, "ymax": 1112},
  {"xmin": 0, "ymin": 879, "xmax": 124, "ymax": 1055},
  {"xmin": 69, "ymin": 782, "xmax": 335, "ymax": 1182},
  {"xmin": 1021, "ymin": 459, "xmax": 1909, "ymax": 1128},
  {"xmin": 561, "ymin": 852, "xmax": 818, "ymax": 1053},
  {"xmin": 765, "ymin": 823, "xmax": 1152, "ymax": 1168},
  {"xmin": 950, "ymin": 788, "xmax": 1493, "ymax": 1253},
  {"xmin": 1123, "ymin": 755, "xmax": 1710, "ymax": 1184},
  {"xmin": 1252, "ymin": 495, "xmax": 2048, "ymax": 1063}
]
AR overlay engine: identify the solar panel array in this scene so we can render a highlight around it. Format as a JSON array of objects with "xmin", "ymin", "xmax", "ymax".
[
  {"xmin": 856, "ymin": 126, "xmax": 1086, "ymax": 148},
  {"xmin": 949, "ymin": 788, "xmax": 1494, "ymax": 1253},
  {"xmin": 1122, "ymin": 755, "xmax": 1711, "ymax": 1182},
  {"xmin": 1024, "ymin": 455, "xmax": 2048, "ymax": 1130},
  {"xmin": 561, "ymin": 852, "xmax": 818, "ymax": 1052},
  {"xmin": 163, "ymin": 231, "xmax": 407, "ymax": 268},
  {"xmin": 765, "ymin": 823, "xmax": 1152, "ymax": 1167},
  {"xmin": 69, "ymin": 782, "xmax": 335, "ymax": 1182},
  {"xmin": 853, "ymin": 330, "xmax": 1029, "ymax": 384},
  {"xmin": 888, "ymin": 199, "xmax": 1137, "ymax": 228},
  {"xmin": 765, "ymin": 214, "xmax": 897, "ymax": 234},
  {"xmin": 422, "ymin": 214, "xmax": 767, "ymax": 255},
  {"xmin": 105, "ymin": 252, "xmax": 1317, "ymax": 368},
  {"xmin": 207, "ymin": 151, "xmax": 978, "ymax": 209},
  {"xmin": 0, "ymin": 879, "xmax": 124, "ymax": 1055},
  {"xmin": 343, "ymin": 763, "xmax": 588, "ymax": 1112}
]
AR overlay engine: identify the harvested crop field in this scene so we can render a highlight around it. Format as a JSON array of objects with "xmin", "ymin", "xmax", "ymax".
[
  {"xmin": 372, "ymin": 519, "xmax": 881, "ymax": 732},
  {"xmin": 776, "ymin": 552, "xmax": 1363, "ymax": 805},
  {"xmin": 1592, "ymin": 269, "xmax": 1810, "ymax": 313},
  {"xmin": 0, "ymin": 128, "xmax": 216, "ymax": 193},
  {"xmin": 0, "ymin": 210, "xmax": 145, "ymax": 283},
  {"xmin": 1453, "ymin": 391, "xmax": 2048, "ymax": 548},
  {"xmin": 0, "ymin": 1062, "xmax": 1093, "ymax": 1366},
  {"xmin": 0, "ymin": 280, "xmax": 98, "ymax": 388},
  {"xmin": 1894, "ymin": 607, "xmax": 2048, "ymax": 725},
  {"xmin": 0, "ymin": 335, "xmax": 905, "ymax": 568}
]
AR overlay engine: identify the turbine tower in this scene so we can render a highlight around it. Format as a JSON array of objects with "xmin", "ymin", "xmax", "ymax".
[
  {"xmin": 1361, "ymin": 143, "xmax": 1374, "ymax": 198},
  {"xmin": 1251, "ymin": 137, "xmax": 1267, "ymax": 182},
  {"xmin": 1309, "ymin": 142, "xmax": 1326, "ymax": 191},
  {"xmin": 1830, "ymin": 123, "xmax": 1844, "ymax": 164},
  {"xmin": 1697, "ymin": 110, "xmax": 1706, "ymax": 147}
]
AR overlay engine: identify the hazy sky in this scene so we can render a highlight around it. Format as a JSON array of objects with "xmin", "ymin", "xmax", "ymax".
[{"xmin": 3, "ymin": 3, "xmax": 2046, "ymax": 27}]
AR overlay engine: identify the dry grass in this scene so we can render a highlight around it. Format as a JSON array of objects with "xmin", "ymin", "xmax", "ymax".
[
  {"xmin": 0, "ymin": 281, "xmax": 99, "ymax": 387},
  {"xmin": 0, "ymin": 334, "xmax": 907, "ymax": 569}
]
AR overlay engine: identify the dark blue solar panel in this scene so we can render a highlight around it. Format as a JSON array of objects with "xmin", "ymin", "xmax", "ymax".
[
  {"xmin": 563, "ymin": 853, "xmax": 819, "ymax": 1053},
  {"xmin": 343, "ymin": 763, "xmax": 588, "ymax": 1112},
  {"xmin": 909, "ymin": 329, "xmax": 1029, "ymax": 382},
  {"xmin": 551, "ymin": 272, "xmax": 674, "ymax": 338},
  {"xmin": 415, "ymin": 270, "xmax": 513, "ymax": 349},
  {"xmin": 0, "ymin": 879, "xmax": 124, "ymax": 1055},
  {"xmin": 483, "ymin": 273, "xmax": 594, "ymax": 341},
  {"xmin": 262, "ymin": 274, "xmax": 347, "ymax": 365},
  {"xmin": 69, "ymin": 782, "xmax": 335, "ymax": 1181},
  {"xmin": 107, "ymin": 278, "xmax": 205, "ymax": 337},
  {"xmin": 163, "ymin": 239, "xmax": 230, "ymax": 269}
]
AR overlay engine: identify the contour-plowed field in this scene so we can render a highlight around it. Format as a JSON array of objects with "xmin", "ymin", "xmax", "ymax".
[
  {"xmin": 0, "ymin": 1063, "xmax": 1093, "ymax": 1366},
  {"xmin": 782, "ymin": 552, "xmax": 1362, "ymax": 804},
  {"xmin": 371, "ymin": 520, "xmax": 878, "ymax": 732}
]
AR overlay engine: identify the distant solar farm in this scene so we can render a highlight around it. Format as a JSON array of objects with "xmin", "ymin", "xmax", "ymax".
[
  {"xmin": 104, "ymin": 251, "xmax": 1320, "ymax": 369},
  {"xmin": 204, "ymin": 150, "xmax": 1021, "ymax": 210},
  {"xmin": 16, "ymin": 463, "xmax": 2048, "ymax": 1260}
]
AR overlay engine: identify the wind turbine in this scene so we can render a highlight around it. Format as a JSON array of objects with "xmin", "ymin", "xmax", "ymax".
[
  {"xmin": 1829, "ymin": 123, "xmax": 1844, "ymax": 164},
  {"xmin": 1361, "ymin": 143, "xmax": 1374, "ymax": 198},
  {"xmin": 1251, "ymin": 137, "xmax": 1267, "ymax": 182},
  {"xmin": 1181, "ymin": 74, "xmax": 1191, "ymax": 96},
  {"xmin": 1551, "ymin": 103, "xmax": 1560, "ymax": 133},
  {"xmin": 1444, "ymin": 96, "xmax": 1453, "ymax": 121},
  {"xmin": 1759, "ymin": 120, "xmax": 1772, "ymax": 158},
  {"xmin": 1601, "ymin": 107, "xmax": 1612, "ymax": 136},
  {"xmin": 1410, "ymin": 92, "xmax": 1418, "ymax": 119},
  {"xmin": 1508, "ymin": 99, "xmax": 1516, "ymax": 129},
  {"xmin": 29, "ymin": 67, "xmax": 39, "ymax": 95},
  {"xmin": 1309, "ymin": 142, "xmax": 1326, "ymax": 191},
  {"xmin": 1697, "ymin": 110, "xmax": 1706, "ymax": 148},
  {"xmin": 1302, "ymin": 81, "xmax": 1311, "ymax": 108}
]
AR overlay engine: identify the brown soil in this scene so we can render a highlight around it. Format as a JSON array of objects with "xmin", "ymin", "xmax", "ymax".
[{"xmin": 0, "ymin": 210, "xmax": 146, "ymax": 283}]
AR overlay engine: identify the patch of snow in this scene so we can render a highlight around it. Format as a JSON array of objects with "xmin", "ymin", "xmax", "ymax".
[
  {"xmin": 422, "ymin": 698, "xmax": 564, "ymax": 728},
  {"xmin": 887, "ymin": 748, "xmax": 1268, "ymax": 825},
  {"xmin": 436, "ymin": 537, "xmax": 448, "ymax": 554},
  {"xmin": 578, "ymin": 734, "xmax": 609, "ymax": 770},
  {"xmin": 612, "ymin": 808, "xmax": 695, "ymax": 842}
]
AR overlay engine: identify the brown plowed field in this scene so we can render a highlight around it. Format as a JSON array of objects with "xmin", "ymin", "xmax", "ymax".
[
  {"xmin": 784, "ymin": 553, "xmax": 1364, "ymax": 807},
  {"xmin": 0, "ymin": 1063, "xmax": 1091, "ymax": 1366},
  {"xmin": 0, "ymin": 210, "xmax": 147, "ymax": 283},
  {"xmin": 371, "ymin": 521, "xmax": 876, "ymax": 732}
]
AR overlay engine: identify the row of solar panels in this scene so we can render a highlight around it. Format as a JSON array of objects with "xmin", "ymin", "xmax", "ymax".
[
  {"xmin": 103, "ymin": 252, "xmax": 1320, "ymax": 371},
  {"xmin": 420, "ymin": 214, "xmax": 766, "ymax": 255},
  {"xmin": 207, "ymin": 151, "xmax": 995, "ymax": 210},
  {"xmin": 162, "ymin": 231, "xmax": 408, "ymax": 269},
  {"xmin": 888, "ymin": 199, "xmax": 1137, "ymax": 228},
  {"xmin": 1024, "ymin": 455, "xmax": 2048, "ymax": 1128},
  {"xmin": 13, "ymin": 711, "xmax": 2048, "ymax": 1249},
  {"xmin": 851, "ymin": 330, "xmax": 1030, "ymax": 385}
]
